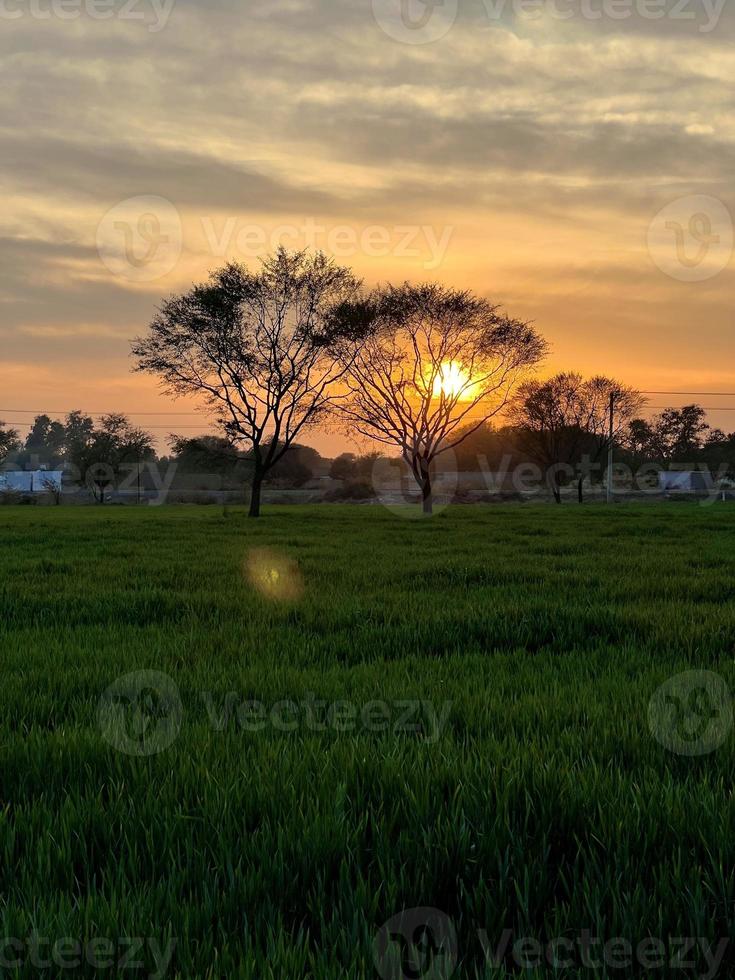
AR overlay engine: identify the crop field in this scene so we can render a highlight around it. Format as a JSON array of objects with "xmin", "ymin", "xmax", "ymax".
[{"xmin": 1, "ymin": 503, "xmax": 735, "ymax": 978}]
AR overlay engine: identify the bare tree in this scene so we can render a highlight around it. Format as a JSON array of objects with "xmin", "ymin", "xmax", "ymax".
[
  {"xmin": 132, "ymin": 249, "xmax": 364, "ymax": 517},
  {"xmin": 66, "ymin": 414, "xmax": 155, "ymax": 504},
  {"xmin": 41, "ymin": 475, "xmax": 63, "ymax": 506},
  {"xmin": 577, "ymin": 377, "xmax": 645, "ymax": 500},
  {"xmin": 509, "ymin": 373, "xmax": 644, "ymax": 502},
  {"xmin": 507, "ymin": 373, "xmax": 586, "ymax": 503},
  {"xmin": 333, "ymin": 283, "xmax": 546, "ymax": 514}
]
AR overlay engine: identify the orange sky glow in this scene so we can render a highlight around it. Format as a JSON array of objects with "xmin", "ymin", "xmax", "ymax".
[{"xmin": 2, "ymin": 3, "xmax": 733, "ymax": 455}]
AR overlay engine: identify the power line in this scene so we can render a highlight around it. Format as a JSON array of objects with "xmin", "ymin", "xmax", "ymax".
[
  {"xmin": 0, "ymin": 409, "xmax": 206, "ymax": 416},
  {"xmin": 4, "ymin": 389, "xmax": 735, "ymax": 429},
  {"xmin": 2, "ymin": 389, "xmax": 735, "ymax": 418},
  {"xmin": 640, "ymin": 390, "xmax": 735, "ymax": 397}
]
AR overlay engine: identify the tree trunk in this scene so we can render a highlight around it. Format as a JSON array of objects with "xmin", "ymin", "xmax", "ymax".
[
  {"xmin": 548, "ymin": 469, "xmax": 562, "ymax": 504},
  {"xmin": 248, "ymin": 470, "xmax": 263, "ymax": 518},
  {"xmin": 421, "ymin": 471, "xmax": 433, "ymax": 516},
  {"xmin": 577, "ymin": 476, "xmax": 584, "ymax": 504}
]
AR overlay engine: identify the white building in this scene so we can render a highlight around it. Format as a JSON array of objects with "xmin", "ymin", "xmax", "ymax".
[
  {"xmin": 0, "ymin": 471, "xmax": 64, "ymax": 493},
  {"xmin": 659, "ymin": 471, "xmax": 714, "ymax": 494}
]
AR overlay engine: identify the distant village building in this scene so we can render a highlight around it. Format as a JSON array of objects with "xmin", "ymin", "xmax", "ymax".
[
  {"xmin": 659, "ymin": 471, "xmax": 714, "ymax": 495},
  {"xmin": 0, "ymin": 470, "xmax": 64, "ymax": 493}
]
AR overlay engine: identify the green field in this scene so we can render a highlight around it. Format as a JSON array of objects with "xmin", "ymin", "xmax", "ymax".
[{"xmin": 1, "ymin": 503, "xmax": 735, "ymax": 978}]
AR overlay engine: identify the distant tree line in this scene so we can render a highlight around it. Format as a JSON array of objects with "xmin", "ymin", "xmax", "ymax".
[
  {"xmin": 0, "ymin": 412, "xmax": 155, "ymax": 503},
  {"xmin": 2, "ymin": 400, "xmax": 732, "ymax": 506},
  {"xmin": 3, "ymin": 250, "xmax": 732, "ymax": 511},
  {"xmin": 451, "ymin": 402, "xmax": 734, "ymax": 501}
]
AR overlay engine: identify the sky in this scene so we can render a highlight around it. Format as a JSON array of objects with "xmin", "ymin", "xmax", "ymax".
[{"xmin": 1, "ymin": 0, "xmax": 734, "ymax": 455}]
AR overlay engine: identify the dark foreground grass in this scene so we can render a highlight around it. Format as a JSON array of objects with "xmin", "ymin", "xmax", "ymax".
[{"xmin": 1, "ymin": 503, "xmax": 735, "ymax": 978}]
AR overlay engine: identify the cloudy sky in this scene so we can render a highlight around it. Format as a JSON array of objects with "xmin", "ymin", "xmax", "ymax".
[{"xmin": 2, "ymin": 0, "xmax": 733, "ymax": 452}]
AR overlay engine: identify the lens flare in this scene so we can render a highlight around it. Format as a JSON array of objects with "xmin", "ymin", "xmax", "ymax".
[{"xmin": 245, "ymin": 548, "xmax": 304, "ymax": 602}]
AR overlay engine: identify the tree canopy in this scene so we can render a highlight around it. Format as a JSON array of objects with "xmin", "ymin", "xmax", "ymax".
[{"xmin": 132, "ymin": 249, "xmax": 367, "ymax": 516}]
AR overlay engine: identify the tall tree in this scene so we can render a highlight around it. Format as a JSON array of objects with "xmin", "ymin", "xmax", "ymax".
[
  {"xmin": 509, "ymin": 373, "xmax": 644, "ymax": 503},
  {"xmin": 66, "ymin": 415, "xmax": 154, "ymax": 503},
  {"xmin": 132, "ymin": 249, "xmax": 365, "ymax": 517},
  {"xmin": 333, "ymin": 283, "xmax": 546, "ymax": 514},
  {"xmin": 64, "ymin": 410, "xmax": 95, "ymax": 448},
  {"xmin": 624, "ymin": 404, "xmax": 710, "ymax": 463},
  {"xmin": 24, "ymin": 414, "xmax": 66, "ymax": 465},
  {"xmin": 656, "ymin": 405, "xmax": 710, "ymax": 460}
]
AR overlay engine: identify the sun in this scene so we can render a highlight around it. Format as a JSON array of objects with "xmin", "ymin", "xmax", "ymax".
[{"xmin": 432, "ymin": 361, "xmax": 474, "ymax": 400}]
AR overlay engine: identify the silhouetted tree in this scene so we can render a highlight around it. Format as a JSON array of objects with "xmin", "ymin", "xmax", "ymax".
[
  {"xmin": 132, "ymin": 249, "xmax": 366, "ymax": 517},
  {"xmin": 266, "ymin": 444, "xmax": 321, "ymax": 488},
  {"xmin": 509, "ymin": 374, "xmax": 643, "ymax": 502},
  {"xmin": 64, "ymin": 410, "xmax": 95, "ymax": 449},
  {"xmin": 0, "ymin": 422, "xmax": 21, "ymax": 466},
  {"xmin": 329, "ymin": 453, "xmax": 358, "ymax": 482},
  {"xmin": 450, "ymin": 423, "xmax": 528, "ymax": 474},
  {"xmin": 66, "ymin": 415, "xmax": 154, "ymax": 503},
  {"xmin": 23, "ymin": 414, "xmax": 66, "ymax": 466},
  {"xmin": 333, "ymin": 283, "xmax": 546, "ymax": 514},
  {"xmin": 169, "ymin": 434, "xmax": 242, "ymax": 476},
  {"xmin": 702, "ymin": 429, "xmax": 735, "ymax": 480},
  {"xmin": 623, "ymin": 404, "xmax": 710, "ymax": 463},
  {"xmin": 329, "ymin": 451, "xmax": 387, "ymax": 484}
]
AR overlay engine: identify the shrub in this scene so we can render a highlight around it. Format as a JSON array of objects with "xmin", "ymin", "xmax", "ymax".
[{"xmin": 324, "ymin": 480, "xmax": 377, "ymax": 501}]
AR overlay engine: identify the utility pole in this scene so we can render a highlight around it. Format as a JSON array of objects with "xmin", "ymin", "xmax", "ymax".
[
  {"xmin": 606, "ymin": 390, "xmax": 616, "ymax": 504},
  {"xmin": 137, "ymin": 454, "xmax": 141, "ymax": 505}
]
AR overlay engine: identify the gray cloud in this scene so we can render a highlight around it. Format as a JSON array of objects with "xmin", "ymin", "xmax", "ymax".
[{"xmin": 0, "ymin": 0, "xmax": 732, "ymax": 408}]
